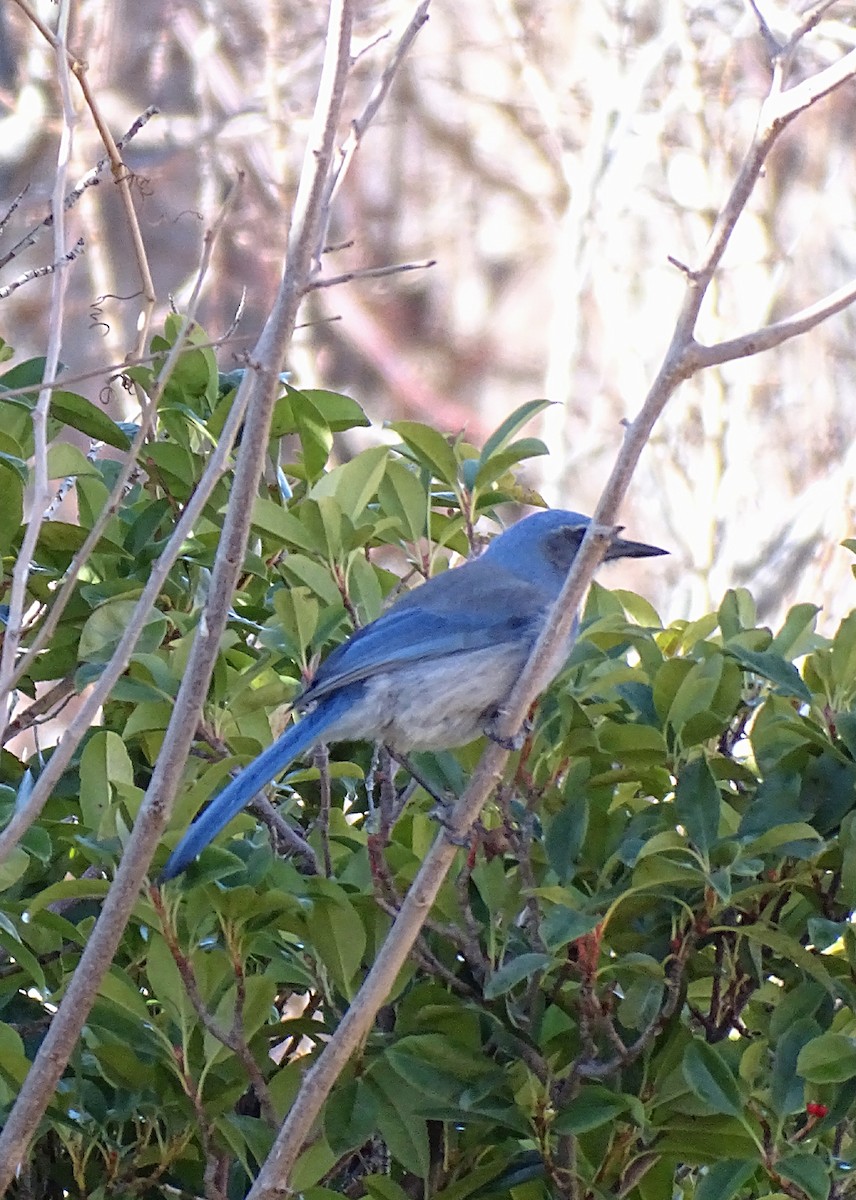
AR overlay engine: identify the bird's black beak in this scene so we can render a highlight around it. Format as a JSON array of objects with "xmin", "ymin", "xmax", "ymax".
[{"xmin": 605, "ymin": 530, "xmax": 668, "ymax": 561}]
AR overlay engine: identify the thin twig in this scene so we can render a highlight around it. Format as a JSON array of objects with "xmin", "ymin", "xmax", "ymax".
[
  {"xmin": 692, "ymin": 272, "xmax": 856, "ymax": 368},
  {"xmin": 2, "ymin": 677, "xmax": 76, "ymax": 741},
  {"xmin": 0, "ymin": 108, "xmax": 157, "ymax": 271},
  {"xmin": 0, "ymin": 0, "xmax": 78, "ymax": 742},
  {"xmin": 0, "ymin": 238, "xmax": 85, "ymax": 299},
  {"xmin": 0, "ymin": 185, "xmax": 29, "ymax": 240},
  {"xmin": 9, "ymin": 0, "xmax": 157, "ymax": 352},
  {"xmin": 152, "ymin": 891, "xmax": 277, "ymax": 1127},
  {"xmin": 315, "ymin": 0, "xmax": 431, "ymax": 263},
  {"xmin": 306, "ymin": 257, "xmax": 436, "ymax": 291},
  {"xmin": 250, "ymin": 795, "xmax": 319, "ymax": 874}
]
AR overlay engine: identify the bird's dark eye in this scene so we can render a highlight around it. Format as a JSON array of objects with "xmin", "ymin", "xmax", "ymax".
[{"xmin": 545, "ymin": 527, "xmax": 585, "ymax": 572}]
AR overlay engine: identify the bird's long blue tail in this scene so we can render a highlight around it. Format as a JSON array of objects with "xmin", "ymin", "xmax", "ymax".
[{"xmin": 160, "ymin": 690, "xmax": 353, "ymax": 881}]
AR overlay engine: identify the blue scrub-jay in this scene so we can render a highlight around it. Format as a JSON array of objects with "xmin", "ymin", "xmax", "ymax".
[{"xmin": 161, "ymin": 509, "xmax": 665, "ymax": 879}]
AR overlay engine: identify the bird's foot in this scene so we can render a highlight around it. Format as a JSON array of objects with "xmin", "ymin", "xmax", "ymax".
[
  {"xmin": 483, "ymin": 711, "xmax": 531, "ymax": 751},
  {"xmin": 428, "ymin": 801, "xmax": 471, "ymax": 846}
]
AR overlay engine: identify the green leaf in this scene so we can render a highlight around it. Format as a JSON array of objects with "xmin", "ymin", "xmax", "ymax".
[
  {"xmin": 378, "ymin": 459, "xmax": 429, "ymax": 541},
  {"xmin": 46, "ymin": 443, "xmax": 101, "ymax": 479},
  {"xmin": 674, "ymin": 755, "xmax": 720, "ymax": 854},
  {"xmin": 541, "ymin": 906, "xmax": 598, "ymax": 951},
  {"xmin": 769, "ymin": 981, "xmax": 829, "ymax": 1041},
  {"xmin": 479, "ymin": 399, "xmax": 552, "ymax": 461},
  {"xmin": 682, "ymin": 1040, "xmax": 743, "ymax": 1116},
  {"xmin": 251, "ymin": 498, "xmax": 310, "ymax": 545},
  {"xmin": 389, "ymin": 421, "xmax": 459, "ymax": 487},
  {"xmin": 0, "ymin": 847, "xmax": 30, "ymax": 890},
  {"xmin": 776, "ymin": 1153, "xmax": 830, "ymax": 1200},
  {"xmin": 50, "ymin": 390, "xmax": 131, "ymax": 449},
  {"xmin": 830, "ymin": 612, "xmax": 856, "ymax": 694},
  {"xmin": 745, "ymin": 822, "xmax": 821, "ymax": 856},
  {"xmin": 309, "ymin": 891, "xmax": 366, "ymax": 998},
  {"xmin": 78, "ymin": 599, "xmax": 167, "ymax": 664},
  {"xmin": 726, "ymin": 645, "xmax": 812, "ymax": 703},
  {"xmin": 695, "ymin": 1159, "xmax": 757, "ymax": 1200},
  {"xmin": 310, "ymin": 444, "xmax": 388, "ymax": 518},
  {"xmin": 0, "ymin": 924, "xmax": 46, "ymax": 992},
  {"xmin": 718, "ymin": 588, "xmax": 757, "ymax": 638},
  {"xmin": 472, "ymin": 437, "xmax": 549, "ymax": 490},
  {"xmin": 667, "ymin": 655, "xmax": 723, "ymax": 736},
  {"xmin": 432, "ymin": 1161, "xmax": 510, "ymax": 1200},
  {"xmin": 79, "ymin": 730, "xmax": 134, "ymax": 837},
  {"xmin": 771, "ymin": 1017, "xmax": 816, "ymax": 1115},
  {"xmin": 0, "ymin": 449, "xmax": 27, "ymax": 483},
  {"xmin": 324, "ymin": 1078, "xmax": 379, "ymax": 1156},
  {"xmin": 553, "ymin": 1085, "xmax": 629, "ymax": 1133},
  {"xmin": 0, "ymin": 456, "xmax": 24, "ymax": 554},
  {"xmin": 288, "ymin": 388, "xmax": 333, "ymax": 481},
  {"xmin": 797, "ymin": 1033, "xmax": 856, "ymax": 1083},
  {"xmin": 97, "ymin": 966, "xmax": 151, "ymax": 1022},
  {"xmin": 362, "ymin": 1177, "xmax": 412, "ymax": 1200},
  {"xmin": 484, "ymin": 953, "xmax": 552, "ymax": 999},
  {"xmin": 770, "ymin": 604, "xmax": 821, "ymax": 657},
  {"xmin": 544, "ymin": 797, "xmax": 589, "ymax": 881},
  {"xmin": 271, "ymin": 385, "xmax": 370, "ymax": 436},
  {"xmin": 0, "ymin": 1023, "xmax": 32, "ymax": 1087},
  {"xmin": 290, "ymin": 1139, "xmax": 337, "ymax": 1191},
  {"xmin": 736, "ymin": 925, "xmax": 839, "ymax": 997},
  {"xmin": 368, "ymin": 1067, "xmax": 432, "ymax": 1179}
]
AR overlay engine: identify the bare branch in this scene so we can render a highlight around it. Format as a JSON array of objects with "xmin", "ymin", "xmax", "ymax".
[
  {"xmin": 9, "ymin": 0, "xmax": 157, "ymax": 350},
  {"xmin": 306, "ymin": 257, "xmax": 436, "ymax": 291},
  {"xmin": 0, "ymin": 185, "xmax": 29, "ymax": 240},
  {"xmin": 0, "ymin": 109, "xmax": 157, "ymax": 272},
  {"xmin": 1, "ymin": 0, "xmax": 79, "ymax": 744},
  {"xmin": 316, "ymin": 0, "xmax": 431, "ymax": 261},
  {"xmin": 2, "ymin": 677, "xmax": 75, "ymax": 741},
  {"xmin": 765, "ymin": 44, "xmax": 856, "ymax": 123},
  {"xmin": 0, "ymin": 238, "xmax": 85, "ymax": 299},
  {"xmin": 692, "ymin": 274, "xmax": 856, "ymax": 369},
  {"xmin": 250, "ymin": 794, "xmax": 319, "ymax": 874},
  {"xmin": 151, "ymin": 890, "xmax": 277, "ymax": 1127},
  {"xmin": 782, "ymin": 0, "xmax": 843, "ymax": 58}
]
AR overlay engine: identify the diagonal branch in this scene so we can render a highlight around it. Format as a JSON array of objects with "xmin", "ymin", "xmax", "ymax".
[
  {"xmin": 316, "ymin": 0, "xmax": 431, "ymax": 263},
  {"xmin": 0, "ymin": 0, "xmax": 78, "ymax": 742},
  {"xmin": 692, "ymin": 274, "xmax": 856, "ymax": 369},
  {"xmin": 9, "ymin": 0, "xmax": 157, "ymax": 352},
  {"xmin": 244, "ymin": 27, "xmax": 856, "ymax": 1198}
]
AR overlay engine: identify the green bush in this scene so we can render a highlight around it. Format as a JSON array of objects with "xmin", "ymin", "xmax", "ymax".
[{"xmin": 2, "ymin": 323, "xmax": 856, "ymax": 1199}]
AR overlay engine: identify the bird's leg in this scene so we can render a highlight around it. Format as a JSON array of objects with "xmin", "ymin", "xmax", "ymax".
[
  {"xmin": 482, "ymin": 708, "xmax": 531, "ymax": 751},
  {"xmin": 389, "ymin": 750, "xmax": 457, "ymax": 809},
  {"xmin": 387, "ymin": 751, "xmax": 473, "ymax": 847}
]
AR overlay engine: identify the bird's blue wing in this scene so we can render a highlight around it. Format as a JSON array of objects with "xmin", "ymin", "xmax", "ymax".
[{"xmin": 302, "ymin": 564, "xmax": 546, "ymax": 704}]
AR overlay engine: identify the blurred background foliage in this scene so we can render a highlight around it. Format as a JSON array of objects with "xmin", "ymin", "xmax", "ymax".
[{"xmin": 2, "ymin": 1, "xmax": 856, "ymax": 624}]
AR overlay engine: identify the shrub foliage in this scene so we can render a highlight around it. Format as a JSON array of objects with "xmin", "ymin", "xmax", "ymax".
[{"xmin": 2, "ymin": 324, "xmax": 856, "ymax": 1200}]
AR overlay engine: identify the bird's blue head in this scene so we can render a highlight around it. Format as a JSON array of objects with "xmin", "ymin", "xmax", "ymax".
[{"xmin": 482, "ymin": 508, "xmax": 666, "ymax": 592}]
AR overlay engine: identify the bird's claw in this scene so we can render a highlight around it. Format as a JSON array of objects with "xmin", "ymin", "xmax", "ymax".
[
  {"xmin": 428, "ymin": 801, "xmax": 471, "ymax": 846},
  {"xmin": 484, "ymin": 713, "xmax": 531, "ymax": 751}
]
